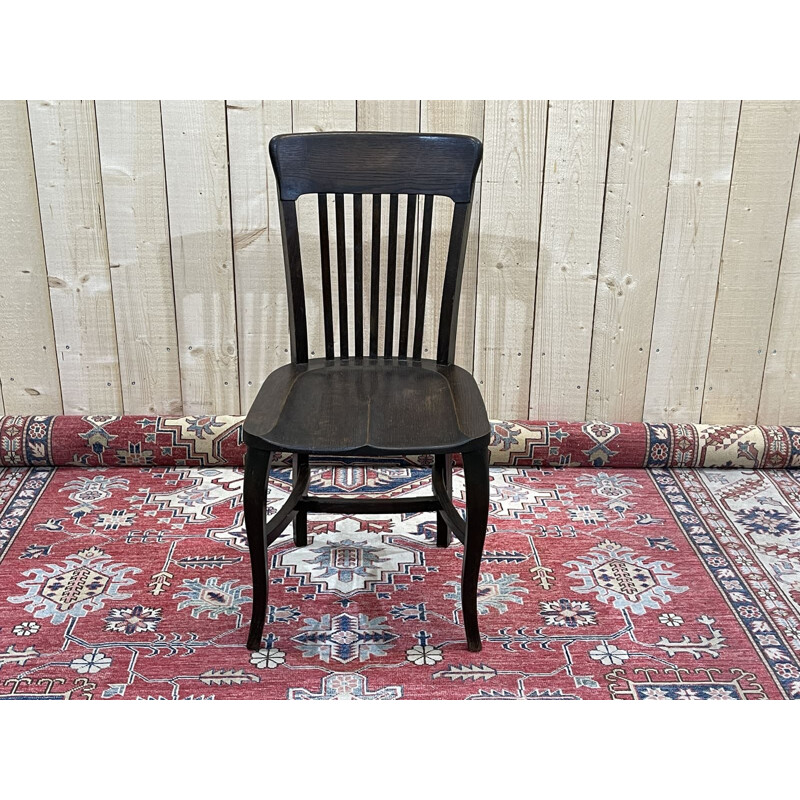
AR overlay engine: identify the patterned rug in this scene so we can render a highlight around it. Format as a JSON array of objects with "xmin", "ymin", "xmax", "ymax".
[{"xmin": 2, "ymin": 456, "xmax": 799, "ymax": 699}]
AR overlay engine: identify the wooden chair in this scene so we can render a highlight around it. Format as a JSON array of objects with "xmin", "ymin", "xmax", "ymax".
[{"xmin": 243, "ymin": 132, "xmax": 490, "ymax": 652}]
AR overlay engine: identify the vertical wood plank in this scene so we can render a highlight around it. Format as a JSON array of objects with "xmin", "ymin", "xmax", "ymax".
[
  {"xmin": 95, "ymin": 100, "xmax": 182, "ymax": 414},
  {"xmin": 643, "ymin": 101, "xmax": 740, "ymax": 422},
  {"xmin": 227, "ymin": 100, "xmax": 292, "ymax": 409},
  {"xmin": 586, "ymin": 101, "xmax": 677, "ymax": 421},
  {"xmin": 702, "ymin": 101, "xmax": 800, "ymax": 423},
  {"xmin": 161, "ymin": 100, "xmax": 239, "ymax": 414},
  {"xmin": 421, "ymin": 101, "xmax": 485, "ymax": 368},
  {"xmin": 292, "ymin": 102, "xmax": 357, "ymax": 358},
  {"xmin": 529, "ymin": 100, "xmax": 613, "ymax": 419},
  {"xmin": 28, "ymin": 100, "xmax": 122, "ymax": 414},
  {"xmin": 357, "ymin": 101, "xmax": 419, "ymax": 132},
  {"xmin": 758, "ymin": 140, "xmax": 800, "ymax": 424},
  {"xmin": 473, "ymin": 100, "xmax": 547, "ymax": 419},
  {"xmin": 0, "ymin": 101, "xmax": 63, "ymax": 415}
]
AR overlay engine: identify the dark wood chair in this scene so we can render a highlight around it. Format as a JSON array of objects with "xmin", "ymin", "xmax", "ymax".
[{"xmin": 243, "ymin": 132, "xmax": 490, "ymax": 652}]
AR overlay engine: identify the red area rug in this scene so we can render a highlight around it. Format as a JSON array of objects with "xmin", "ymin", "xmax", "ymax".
[{"xmin": 2, "ymin": 457, "xmax": 799, "ymax": 699}]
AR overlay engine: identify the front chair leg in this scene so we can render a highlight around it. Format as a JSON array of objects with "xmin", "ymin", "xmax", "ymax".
[
  {"xmin": 244, "ymin": 446, "xmax": 273, "ymax": 651},
  {"xmin": 292, "ymin": 453, "xmax": 309, "ymax": 547},
  {"xmin": 460, "ymin": 447, "xmax": 490, "ymax": 652},
  {"xmin": 434, "ymin": 453, "xmax": 453, "ymax": 547}
]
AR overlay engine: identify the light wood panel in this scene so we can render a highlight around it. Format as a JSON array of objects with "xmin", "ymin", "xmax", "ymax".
[
  {"xmin": 643, "ymin": 101, "xmax": 740, "ymax": 422},
  {"xmin": 702, "ymin": 101, "xmax": 800, "ymax": 423},
  {"xmin": 421, "ymin": 101, "xmax": 485, "ymax": 369},
  {"xmin": 759, "ymin": 139, "xmax": 800, "ymax": 424},
  {"xmin": 227, "ymin": 100, "xmax": 293, "ymax": 409},
  {"xmin": 2, "ymin": 99, "xmax": 799, "ymax": 425},
  {"xmin": 357, "ymin": 101, "xmax": 419, "ymax": 132},
  {"xmin": 473, "ymin": 100, "xmax": 547, "ymax": 419},
  {"xmin": 161, "ymin": 101, "xmax": 239, "ymax": 414},
  {"xmin": 586, "ymin": 101, "xmax": 676, "ymax": 420},
  {"xmin": 28, "ymin": 100, "xmax": 123, "ymax": 414},
  {"xmin": 0, "ymin": 101, "xmax": 62, "ymax": 415},
  {"xmin": 529, "ymin": 100, "xmax": 613, "ymax": 419},
  {"xmin": 95, "ymin": 100, "xmax": 182, "ymax": 415},
  {"xmin": 292, "ymin": 101, "xmax": 357, "ymax": 359}
]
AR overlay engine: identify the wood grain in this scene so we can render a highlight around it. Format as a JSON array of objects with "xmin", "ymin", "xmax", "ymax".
[
  {"xmin": 529, "ymin": 100, "xmax": 613, "ymax": 419},
  {"xmin": 758, "ymin": 137, "xmax": 800, "ymax": 423},
  {"xmin": 6, "ymin": 98, "xmax": 800, "ymax": 424},
  {"xmin": 291, "ymin": 101, "xmax": 357, "ymax": 359},
  {"xmin": 28, "ymin": 100, "xmax": 122, "ymax": 414},
  {"xmin": 587, "ymin": 101, "xmax": 676, "ymax": 421},
  {"xmin": 95, "ymin": 100, "xmax": 182, "ymax": 414},
  {"xmin": 702, "ymin": 101, "xmax": 800, "ymax": 423},
  {"xmin": 0, "ymin": 101, "xmax": 62, "ymax": 415},
  {"xmin": 643, "ymin": 101, "xmax": 740, "ymax": 422},
  {"xmin": 421, "ymin": 101, "xmax": 485, "ymax": 369},
  {"xmin": 357, "ymin": 101, "xmax": 419, "ymax": 132},
  {"xmin": 473, "ymin": 100, "xmax": 547, "ymax": 418},
  {"xmin": 227, "ymin": 100, "xmax": 293, "ymax": 409},
  {"xmin": 161, "ymin": 100, "xmax": 239, "ymax": 414}
]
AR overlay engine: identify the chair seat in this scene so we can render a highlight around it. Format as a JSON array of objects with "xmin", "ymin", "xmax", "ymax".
[{"xmin": 243, "ymin": 357, "xmax": 491, "ymax": 457}]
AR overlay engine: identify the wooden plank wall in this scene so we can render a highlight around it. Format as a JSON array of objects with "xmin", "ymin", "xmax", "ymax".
[{"xmin": 1, "ymin": 100, "xmax": 798, "ymax": 424}]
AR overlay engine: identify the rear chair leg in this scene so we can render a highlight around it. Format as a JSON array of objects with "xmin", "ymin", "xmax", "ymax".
[
  {"xmin": 244, "ymin": 447, "xmax": 272, "ymax": 651},
  {"xmin": 292, "ymin": 453, "xmax": 309, "ymax": 547},
  {"xmin": 460, "ymin": 447, "xmax": 490, "ymax": 652},
  {"xmin": 435, "ymin": 453, "xmax": 453, "ymax": 547}
]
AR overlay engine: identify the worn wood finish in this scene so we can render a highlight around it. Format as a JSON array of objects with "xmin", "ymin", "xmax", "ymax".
[
  {"xmin": 161, "ymin": 100, "xmax": 239, "ymax": 414},
  {"xmin": 268, "ymin": 133, "xmax": 483, "ymax": 365},
  {"xmin": 758, "ymin": 138, "xmax": 800, "ymax": 424},
  {"xmin": 270, "ymin": 132, "xmax": 482, "ymax": 203},
  {"xmin": 530, "ymin": 100, "xmax": 613, "ymax": 419},
  {"xmin": 473, "ymin": 100, "xmax": 548, "ymax": 418},
  {"xmin": 0, "ymin": 101, "xmax": 62, "ymax": 415},
  {"xmin": 702, "ymin": 101, "xmax": 800, "ymax": 423},
  {"xmin": 244, "ymin": 131, "xmax": 490, "ymax": 651},
  {"xmin": 587, "ymin": 101, "xmax": 676, "ymax": 420},
  {"xmin": 95, "ymin": 100, "xmax": 182, "ymax": 415},
  {"xmin": 227, "ymin": 100, "xmax": 292, "ymax": 409},
  {"xmin": 28, "ymin": 100, "xmax": 123, "ymax": 414},
  {"xmin": 244, "ymin": 358, "xmax": 490, "ymax": 455},
  {"xmin": 413, "ymin": 195, "xmax": 435, "ymax": 360},
  {"xmin": 5, "ymin": 99, "xmax": 800, "ymax": 426},
  {"xmin": 643, "ymin": 101, "xmax": 740, "ymax": 422}
]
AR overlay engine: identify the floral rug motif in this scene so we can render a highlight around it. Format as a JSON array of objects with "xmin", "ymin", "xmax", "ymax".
[
  {"xmin": 1, "ymin": 461, "xmax": 799, "ymax": 699},
  {"xmin": 2, "ymin": 415, "xmax": 799, "ymax": 469}
]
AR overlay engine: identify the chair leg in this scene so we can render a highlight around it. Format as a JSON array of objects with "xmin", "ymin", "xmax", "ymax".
[
  {"xmin": 244, "ymin": 446, "xmax": 272, "ymax": 651},
  {"xmin": 292, "ymin": 453, "xmax": 309, "ymax": 547},
  {"xmin": 461, "ymin": 447, "xmax": 490, "ymax": 652},
  {"xmin": 434, "ymin": 453, "xmax": 453, "ymax": 547}
]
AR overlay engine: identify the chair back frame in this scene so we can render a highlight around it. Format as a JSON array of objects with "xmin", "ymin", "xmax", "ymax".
[{"xmin": 269, "ymin": 132, "xmax": 483, "ymax": 366}]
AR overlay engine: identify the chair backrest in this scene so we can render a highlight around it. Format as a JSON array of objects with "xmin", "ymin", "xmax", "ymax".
[{"xmin": 269, "ymin": 132, "xmax": 482, "ymax": 365}]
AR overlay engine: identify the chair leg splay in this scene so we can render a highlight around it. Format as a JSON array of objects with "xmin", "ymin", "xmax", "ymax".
[
  {"xmin": 244, "ymin": 447, "xmax": 490, "ymax": 652},
  {"xmin": 460, "ymin": 447, "xmax": 490, "ymax": 652},
  {"xmin": 244, "ymin": 447, "xmax": 272, "ymax": 651}
]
